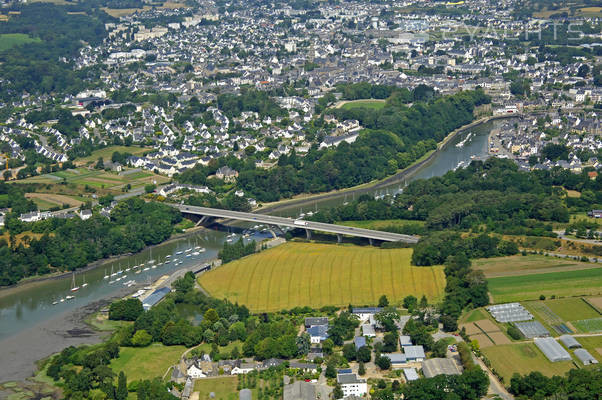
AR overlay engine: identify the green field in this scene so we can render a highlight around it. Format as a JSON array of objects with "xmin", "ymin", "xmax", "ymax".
[
  {"xmin": 75, "ymin": 145, "xmax": 148, "ymax": 165},
  {"xmin": 199, "ymin": 242, "xmax": 446, "ymax": 312},
  {"xmin": 482, "ymin": 343, "xmax": 575, "ymax": 383},
  {"xmin": 0, "ymin": 33, "xmax": 41, "ymax": 52},
  {"xmin": 488, "ymin": 268, "xmax": 602, "ymax": 303},
  {"xmin": 473, "ymin": 254, "xmax": 598, "ymax": 278},
  {"xmin": 573, "ymin": 318, "xmax": 602, "ymax": 333},
  {"xmin": 544, "ymin": 298, "xmax": 600, "ymax": 321},
  {"xmin": 109, "ymin": 344, "xmax": 185, "ymax": 383},
  {"xmin": 194, "ymin": 377, "xmax": 238, "ymax": 400},
  {"xmin": 339, "ymin": 99, "xmax": 386, "ymax": 110}
]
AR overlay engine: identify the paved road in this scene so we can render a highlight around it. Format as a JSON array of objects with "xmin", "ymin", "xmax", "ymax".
[{"xmin": 171, "ymin": 204, "xmax": 419, "ymax": 243}]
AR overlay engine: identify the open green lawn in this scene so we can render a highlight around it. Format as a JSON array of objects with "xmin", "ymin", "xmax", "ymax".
[
  {"xmin": 199, "ymin": 242, "xmax": 446, "ymax": 312},
  {"xmin": 109, "ymin": 344, "xmax": 185, "ymax": 383},
  {"xmin": 488, "ymin": 268, "xmax": 602, "ymax": 303},
  {"xmin": 473, "ymin": 255, "xmax": 598, "ymax": 278},
  {"xmin": 338, "ymin": 219, "xmax": 424, "ymax": 231},
  {"xmin": 544, "ymin": 298, "xmax": 600, "ymax": 321},
  {"xmin": 75, "ymin": 145, "xmax": 148, "ymax": 164},
  {"xmin": 573, "ymin": 318, "xmax": 602, "ymax": 333},
  {"xmin": 482, "ymin": 343, "xmax": 575, "ymax": 383},
  {"xmin": 460, "ymin": 308, "xmax": 488, "ymax": 323},
  {"xmin": 194, "ymin": 377, "xmax": 238, "ymax": 400},
  {"xmin": 0, "ymin": 33, "xmax": 41, "ymax": 52},
  {"xmin": 339, "ymin": 99, "xmax": 386, "ymax": 110},
  {"xmin": 29, "ymin": 197, "xmax": 59, "ymax": 210}
]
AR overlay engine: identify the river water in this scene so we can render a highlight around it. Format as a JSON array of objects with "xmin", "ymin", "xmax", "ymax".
[{"xmin": 0, "ymin": 119, "xmax": 501, "ymax": 348}]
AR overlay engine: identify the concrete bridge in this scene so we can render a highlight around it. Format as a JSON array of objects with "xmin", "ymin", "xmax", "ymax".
[{"xmin": 171, "ymin": 204, "xmax": 419, "ymax": 244}]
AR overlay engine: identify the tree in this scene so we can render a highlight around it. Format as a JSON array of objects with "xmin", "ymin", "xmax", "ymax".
[
  {"xmin": 358, "ymin": 361, "xmax": 366, "ymax": 376},
  {"xmin": 109, "ymin": 299, "xmax": 143, "ymax": 321},
  {"xmin": 204, "ymin": 309, "xmax": 219, "ymax": 324},
  {"xmin": 116, "ymin": 371, "xmax": 128, "ymax": 400},
  {"xmin": 322, "ymin": 338, "xmax": 334, "ymax": 355},
  {"xmin": 333, "ymin": 384, "xmax": 344, "ymax": 399},
  {"xmin": 431, "ymin": 339, "xmax": 447, "ymax": 358},
  {"xmin": 403, "ymin": 295, "xmax": 418, "ymax": 312},
  {"xmin": 375, "ymin": 355, "xmax": 391, "ymax": 370},
  {"xmin": 378, "ymin": 295, "xmax": 389, "ymax": 307},
  {"xmin": 132, "ymin": 329, "xmax": 152, "ymax": 347},
  {"xmin": 342, "ymin": 343, "xmax": 357, "ymax": 361},
  {"xmin": 296, "ymin": 332, "xmax": 310, "ymax": 356},
  {"xmin": 357, "ymin": 346, "xmax": 371, "ymax": 363},
  {"xmin": 95, "ymin": 157, "xmax": 104, "ymax": 170},
  {"xmin": 145, "ymin": 184, "xmax": 157, "ymax": 194},
  {"xmin": 325, "ymin": 363, "xmax": 337, "ymax": 378},
  {"xmin": 383, "ymin": 332, "xmax": 398, "ymax": 353},
  {"xmin": 375, "ymin": 307, "xmax": 401, "ymax": 332}
]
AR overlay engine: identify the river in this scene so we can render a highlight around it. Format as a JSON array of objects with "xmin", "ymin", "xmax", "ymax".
[{"xmin": 0, "ymin": 118, "xmax": 504, "ymax": 382}]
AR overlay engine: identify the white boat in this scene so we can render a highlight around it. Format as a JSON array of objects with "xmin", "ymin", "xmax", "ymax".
[
  {"xmin": 125, "ymin": 267, "xmax": 131, "ymax": 272},
  {"xmin": 109, "ymin": 280, "xmax": 116, "ymax": 284},
  {"xmin": 135, "ymin": 269, "xmax": 141, "ymax": 274},
  {"xmin": 103, "ymin": 269, "xmax": 109, "ymax": 279},
  {"xmin": 143, "ymin": 267, "xmax": 150, "ymax": 271},
  {"xmin": 60, "ymin": 298, "xmax": 65, "ymax": 303},
  {"xmin": 176, "ymin": 251, "xmax": 183, "ymax": 255},
  {"xmin": 110, "ymin": 264, "xmax": 117, "ymax": 277},
  {"xmin": 166, "ymin": 255, "xmax": 171, "ymax": 258},
  {"xmin": 70, "ymin": 273, "xmax": 80, "ymax": 292},
  {"xmin": 81, "ymin": 275, "xmax": 88, "ymax": 288},
  {"xmin": 192, "ymin": 251, "xmax": 200, "ymax": 256},
  {"xmin": 65, "ymin": 295, "xmax": 75, "ymax": 300},
  {"xmin": 198, "ymin": 248, "xmax": 206, "ymax": 253},
  {"xmin": 151, "ymin": 265, "xmax": 157, "ymax": 269},
  {"xmin": 52, "ymin": 300, "xmax": 58, "ymax": 305}
]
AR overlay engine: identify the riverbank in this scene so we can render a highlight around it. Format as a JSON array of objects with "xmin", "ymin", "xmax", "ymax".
[
  {"xmin": 0, "ymin": 225, "xmax": 209, "ymax": 298},
  {"xmin": 256, "ymin": 113, "xmax": 517, "ymax": 215},
  {"xmin": 0, "ymin": 253, "xmax": 219, "ymax": 384}
]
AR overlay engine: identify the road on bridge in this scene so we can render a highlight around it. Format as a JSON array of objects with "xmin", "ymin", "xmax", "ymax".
[{"xmin": 171, "ymin": 204, "xmax": 419, "ymax": 244}]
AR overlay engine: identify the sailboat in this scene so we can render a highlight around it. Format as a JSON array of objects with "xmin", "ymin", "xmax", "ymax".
[
  {"xmin": 103, "ymin": 268, "xmax": 109, "ymax": 279},
  {"xmin": 70, "ymin": 272, "xmax": 80, "ymax": 292},
  {"xmin": 81, "ymin": 274, "xmax": 88, "ymax": 288},
  {"xmin": 110, "ymin": 264, "xmax": 117, "ymax": 277},
  {"xmin": 148, "ymin": 247, "xmax": 155, "ymax": 265}
]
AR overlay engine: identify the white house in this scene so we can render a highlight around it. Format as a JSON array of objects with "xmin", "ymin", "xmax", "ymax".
[
  {"xmin": 337, "ymin": 373, "xmax": 367, "ymax": 397},
  {"xmin": 187, "ymin": 364, "xmax": 206, "ymax": 378},
  {"xmin": 231, "ymin": 363, "xmax": 257, "ymax": 375}
]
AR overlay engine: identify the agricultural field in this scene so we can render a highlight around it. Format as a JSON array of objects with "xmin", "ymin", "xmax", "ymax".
[
  {"xmin": 74, "ymin": 145, "xmax": 149, "ymax": 165},
  {"xmin": 199, "ymin": 242, "xmax": 446, "ymax": 312},
  {"xmin": 473, "ymin": 254, "xmax": 598, "ymax": 278},
  {"xmin": 573, "ymin": 336, "xmax": 602, "ymax": 364},
  {"xmin": 109, "ymin": 344, "xmax": 185, "ymax": 383},
  {"xmin": 193, "ymin": 376, "xmax": 238, "ymax": 400},
  {"xmin": 17, "ymin": 167, "xmax": 168, "ymax": 194},
  {"xmin": 482, "ymin": 343, "xmax": 575, "ymax": 383},
  {"xmin": 0, "ymin": 33, "xmax": 41, "ymax": 52},
  {"xmin": 25, "ymin": 193, "xmax": 84, "ymax": 210},
  {"xmin": 337, "ymin": 99, "xmax": 387, "ymax": 110},
  {"xmin": 487, "ymin": 267, "xmax": 602, "ymax": 303},
  {"xmin": 544, "ymin": 298, "xmax": 600, "ymax": 321}
]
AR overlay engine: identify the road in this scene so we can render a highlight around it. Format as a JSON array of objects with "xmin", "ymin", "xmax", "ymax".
[{"xmin": 171, "ymin": 204, "xmax": 419, "ymax": 243}]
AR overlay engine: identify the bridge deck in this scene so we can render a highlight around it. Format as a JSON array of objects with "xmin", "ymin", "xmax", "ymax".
[{"xmin": 172, "ymin": 204, "xmax": 419, "ymax": 243}]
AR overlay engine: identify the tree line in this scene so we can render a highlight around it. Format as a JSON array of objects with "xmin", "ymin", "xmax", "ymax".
[{"xmin": 0, "ymin": 197, "xmax": 182, "ymax": 286}]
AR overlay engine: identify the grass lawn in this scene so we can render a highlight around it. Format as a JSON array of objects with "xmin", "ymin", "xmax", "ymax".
[
  {"xmin": 473, "ymin": 255, "xmax": 598, "ymax": 278},
  {"xmin": 482, "ymin": 343, "xmax": 575, "ymax": 383},
  {"xmin": 75, "ymin": 146, "xmax": 148, "ymax": 165},
  {"xmin": 110, "ymin": 344, "xmax": 186, "ymax": 383},
  {"xmin": 339, "ymin": 99, "xmax": 386, "ymax": 110},
  {"xmin": 194, "ymin": 376, "xmax": 238, "ymax": 400},
  {"xmin": 85, "ymin": 312, "xmax": 132, "ymax": 332},
  {"xmin": 199, "ymin": 242, "xmax": 446, "ymax": 312},
  {"xmin": 488, "ymin": 268, "xmax": 602, "ymax": 303},
  {"xmin": 338, "ymin": 219, "xmax": 424, "ymax": 231},
  {"xmin": 0, "ymin": 33, "xmax": 41, "ymax": 52},
  {"xmin": 460, "ymin": 308, "xmax": 488, "ymax": 323},
  {"xmin": 544, "ymin": 298, "xmax": 600, "ymax": 321},
  {"xmin": 191, "ymin": 341, "xmax": 243, "ymax": 356},
  {"xmin": 572, "ymin": 318, "xmax": 602, "ymax": 333}
]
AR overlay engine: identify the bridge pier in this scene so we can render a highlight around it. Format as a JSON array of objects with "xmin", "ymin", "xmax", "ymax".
[
  {"xmin": 337, "ymin": 234, "xmax": 342, "ymax": 244},
  {"xmin": 305, "ymin": 229, "xmax": 312, "ymax": 240},
  {"xmin": 195, "ymin": 215, "xmax": 209, "ymax": 226}
]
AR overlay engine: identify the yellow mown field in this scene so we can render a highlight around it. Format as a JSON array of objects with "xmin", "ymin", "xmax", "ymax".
[{"xmin": 199, "ymin": 242, "xmax": 445, "ymax": 312}]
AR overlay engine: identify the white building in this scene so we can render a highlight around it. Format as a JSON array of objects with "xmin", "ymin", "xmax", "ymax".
[
  {"xmin": 337, "ymin": 373, "xmax": 367, "ymax": 398},
  {"xmin": 187, "ymin": 364, "xmax": 206, "ymax": 378}
]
